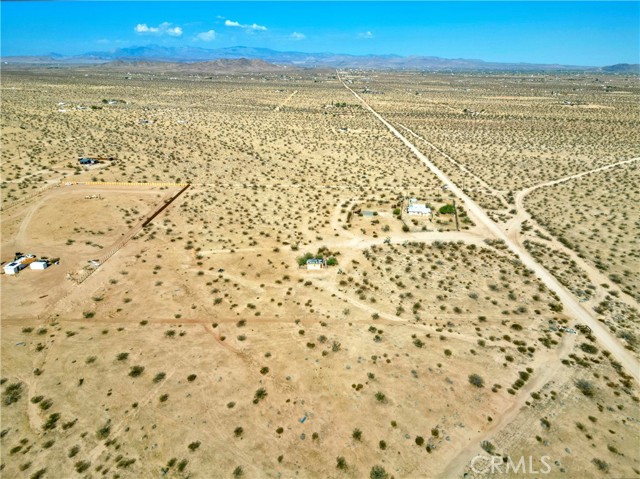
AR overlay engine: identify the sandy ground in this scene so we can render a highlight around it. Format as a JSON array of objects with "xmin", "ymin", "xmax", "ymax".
[{"xmin": 1, "ymin": 69, "xmax": 639, "ymax": 479}]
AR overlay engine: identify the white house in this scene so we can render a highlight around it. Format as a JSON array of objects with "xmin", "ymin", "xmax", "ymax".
[{"xmin": 407, "ymin": 203, "xmax": 431, "ymax": 216}]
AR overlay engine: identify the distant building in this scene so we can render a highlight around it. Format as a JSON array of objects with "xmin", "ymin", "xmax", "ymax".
[{"xmin": 306, "ymin": 258, "xmax": 325, "ymax": 270}]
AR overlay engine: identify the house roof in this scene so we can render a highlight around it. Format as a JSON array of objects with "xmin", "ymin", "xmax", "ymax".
[
  {"xmin": 306, "ymin": 258, "xmax": 324, "ymax": 264},
  {"xmin": 408, "ymin": 203, "xmax": 431, "ymax": 214}
]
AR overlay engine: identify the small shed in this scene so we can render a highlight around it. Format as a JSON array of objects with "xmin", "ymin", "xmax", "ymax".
[
  {"xmin": 306, "ymin": 258, "xmax": 325, "ymax": 270},
  {"xmin": 30, "ymin": 261, "xmax": 49, "ymax": 270}
]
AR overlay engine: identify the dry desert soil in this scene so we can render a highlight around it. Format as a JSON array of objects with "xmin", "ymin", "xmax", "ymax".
[{"xmin": 1, "ymin": 67, "xmax": 639, "ymax": 479}]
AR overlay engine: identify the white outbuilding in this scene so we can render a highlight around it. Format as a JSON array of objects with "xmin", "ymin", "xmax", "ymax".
[
  {"xmin": 30, "ymin": 261, "xmax": 49, "ymax": 270},
  {"xmin": 306, "ymin": 258, "xmax": 325, "ymax": 270}
]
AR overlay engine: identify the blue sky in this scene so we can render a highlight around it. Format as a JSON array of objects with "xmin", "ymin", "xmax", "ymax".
[{"xmin": 1, "ymin": 2, "xmax": 638, "ymax": 65}]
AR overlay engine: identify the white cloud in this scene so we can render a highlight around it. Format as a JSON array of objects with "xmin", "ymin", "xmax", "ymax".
[
  {"xmin": 197, "ymin": 30, "xmax": 216, "ymax": 41},
  {"xmin": 134, "ymin": 22, "xmax": 183, "ymax": 37},
  {"xmin": 135, "ymin": 23, "xmax": 159, "ymax": 33},
  {"xmin": 358, "ymin": 31, "xmax": 374, "ymax": 39},
  {"xmin": 291, "ymin": 32, "xmax": 306, "ymax": 40},
  {"xmin": 165, "ymin": 26, "xmax": 183, "ymax": 37},
  {"xmin": 225, "ymin": 19, "xmax": 267, "ymax": 31}
]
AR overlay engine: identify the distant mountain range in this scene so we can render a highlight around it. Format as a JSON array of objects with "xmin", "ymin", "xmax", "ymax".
[{"xmin": 2, "ymin": 45, "xmax": 639, "ymax": 73}]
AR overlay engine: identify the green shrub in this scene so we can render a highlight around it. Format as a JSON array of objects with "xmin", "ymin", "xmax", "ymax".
[{"xmin": 439, "ymin": 204, "xmax": 455, "ymax": 215}]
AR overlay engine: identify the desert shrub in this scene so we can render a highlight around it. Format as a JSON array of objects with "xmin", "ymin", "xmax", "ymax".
[
  {"xmin": 129, "ymin": 365, "xmax": 145, "ymax": 377},
  {"xmin": 96, "ymin": 421, "xmax": 111, "ymax": 439},
  {"xmin": 592, "ymin": 458, "xmax": 609, "ymax": 472},
  {"xmin": 415, "ymin": 436, "xmax": 424, "ymax": 446},
  {"xmin": 68, "ymin": 445, "xmax": 80, "ymax": 458},
  {"xmin": 3, "ymin": 382, "xmax": 24, "ymax": 406},
  {"xmin": 117, "ymin": 458, "xmax": 136, "ymax": 468},
  {"xmin": 336, "ymin": 456, "xmax": 347, "ymax": 470},
  {"xmin": 117, "ymin": 352, "xmax": 129, "ymax": 361},
  {"xmin": 481, "ymin": 440, "xmax": 495, "ymax": 454},
  {"xmin": 30, "ymin": 469, "xmax": 47, "ymax": 479},
  {"xmin": 352, "ymin": 428, "xmax": 362, "ymax": 441},
  {"xmin": 576, "ymin": 379, "xmax": 595, "ymax": 397},
  {"xmin": 469, "ymin": 374, "xmax": 485, "ymax": 388},
  {"xmin": 580, "ymin": 343, "xmax": 599, "ymax": 354},
  {"xmin": 153, "ymin": 372, "xmax": 166, "ymax": 383},
  {"xmin": 188, "ymin": 441, "xmax": 201, "ymax": 451},
  {"xmin": 233, "ymin": 466, "xmax": 244, "ymax": 478},
  {"xmin": 253, "ymin": 388, "xmax": 267, "ymax": 404},
  {"xmin": 43, "ymin": 413, "xmax": 61, "ymax": 430},
  {"xmin": 75, "ymin": 461, "xmax": 91, "ymax": 473},
  {"xmin": 370, "ymin": 465, "xmax": 389, "ymax": 479}
]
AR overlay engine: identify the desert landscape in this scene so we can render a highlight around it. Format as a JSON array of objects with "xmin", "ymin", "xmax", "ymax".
[{"xmin": 1, "ymin": 64, "xmax": 639, "ymax": 479}]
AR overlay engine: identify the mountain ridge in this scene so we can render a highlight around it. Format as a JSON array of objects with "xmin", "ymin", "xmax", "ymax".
[{"xmin": 2, "ymin": 45, "xmax": 638, "ymax": 72}]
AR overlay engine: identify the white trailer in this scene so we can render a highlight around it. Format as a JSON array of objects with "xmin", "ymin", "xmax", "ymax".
[{"xmin": 4, "ymin": 261, "xmax": 25, "ymax": 275}]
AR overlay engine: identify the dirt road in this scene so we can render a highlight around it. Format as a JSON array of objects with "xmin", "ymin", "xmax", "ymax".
[
  {"xmin": 337, "ymin": 71, "xmax": 639, "ymax": 383},
  {"xmin": 505, "ymin": 158, "xmax": 640, "ymax": 310}
]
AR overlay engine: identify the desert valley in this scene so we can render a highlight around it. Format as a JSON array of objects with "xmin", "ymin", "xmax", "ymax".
[{"xmin": 1, "ymin": 63, "xmax": 639, "ymax": 479}]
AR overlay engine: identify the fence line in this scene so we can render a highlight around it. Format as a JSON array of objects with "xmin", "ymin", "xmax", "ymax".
[
  {"xmin": 71, "ymin": 184, "xmax": 191, "ymax": 284},
  {"xmin": 0, "ymin": 183, "xmax": 60, "ymax": 212},
  {"xmin": 79, "ymin": 181, "xmax": 189, "ymax": 187}
]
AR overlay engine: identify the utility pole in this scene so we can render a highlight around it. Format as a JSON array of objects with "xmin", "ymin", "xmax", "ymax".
[{"xmin": 453, "ymin": 199, "xmax": 460, "ymax": 231}]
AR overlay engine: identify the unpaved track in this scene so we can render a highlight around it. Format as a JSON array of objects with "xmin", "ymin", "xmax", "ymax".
[
  {"xmin": 337, "ymin": 71, "xmax": 639, "ymax": 384},
  {"xmin": 396, "ymin": 122, "xmax": 506, "ymax": 202},
  {"xmin": 274, "ymin": 90, "xmax": 298, "ymax": 111},
  {"xmin": 506, "ymin": 157, "xmax": 640, "ymax": 310},
  {"xmin": 438, "ymin": 333, "xmax": 575, "ymax": 478}
]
